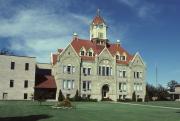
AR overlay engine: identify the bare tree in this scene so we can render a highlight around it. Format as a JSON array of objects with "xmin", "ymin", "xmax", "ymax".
[
  {"xmin": 167, "ymin": 80, "xmax": 178, "ymax": 92},
  {"xmin": 0, "ymin": 48, "xmax": 14, "ymax": 55}
]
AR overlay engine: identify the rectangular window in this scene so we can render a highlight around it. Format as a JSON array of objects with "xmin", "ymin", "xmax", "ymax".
[
  {"xmin": 123, "ymin": 71, "xmax": 126, "ymax": 78},
  {"xmin": 137, "ymin": 72, "xmax": 139, "ymax": 78},
  {"xmin": 83, "ymin": 81, "xmax": 91, "ymax": 91},
  {"xmin": 72, "ymin": 66, "xmax": 75, "ymax": 73},
  {"xmin": 11, "ymin": 62, "xmax": 15, "ymax": 70},
  {"xmin": 87, "ymin": 68, "xmax": 91, "ymax": 75},
  {"xmin": 63, "ymin": 65, "xmax": 66, "ymax": 73},
  {"xmin": 99, "ymin": 66, "xmax": 101, "ymax": 75},
  {"xmin": 10, "ymin": 80, "xmax": 14, "ymax": 87},
  {"xmin": 67, "ymin": 80, "xmax": 71, "ymax": 89},
  {"xmin": 67, "ymin": 66, "xmax": 71, "ymax": 74},
  {"xmin": 24, "ymin": 80, "xmax": 28, "ymax": 88},
  {"xmin": 119, "ymin": 83, "xmax": 122, "ymax": 90},
  {"xmin": 98, "ymin": 32, "xmax": 103, "ymax": 38},
  {"xmin": 3, "ymin": 93, "xmax": 8, "ymax": 100},
  {"xmin": 25, "ymin": 63, "xmax": 29, "ymax": 70},
  {"xmin": 106, "ymin": 67, "xmax": 109, "ymax": 76},
  {"xmin": 134, "ymin": 72, "xmax": 136, "ymax": 78},
  {"xmin": 123, "ymin": 83, "xmax": 127, "ymax": 91},
  {"xmin": 83, "ymin": 68, "xmax": 87, "ymax": 75},
  {"xmin": 119, "ymin": 71, "xmax": 122, "ymax": 77},
  {"xmin": 63, "ymin": 80, "xmax": 67, "ymax": 89},
  {"xmin": 86, "ymin": 81, "xmax": 91, "ymax": 90},
  {"xmin": 102, "ymin": 66, "xmax": 105, "ymax": 76},
  {"xmin": 119, "ymin": 83, "xmax": 127, "ymax": 91},
  {"xmin": 139, "ymin": 72, "xmax": 143, "ymax": 78},
  {"xmin": 83, "ymin": 81, "xmax": 86, "ymax": 90},
  {"xmin": 72, "ymin": 80, "xmax": 75, "ymax": 89},
  {"xmin": 110, "ymin": 67, "xmax": 113, "ymax": 75},
  {"xmin": 24, "ymin": 93, "xmax": 28, "ymax": 99}
]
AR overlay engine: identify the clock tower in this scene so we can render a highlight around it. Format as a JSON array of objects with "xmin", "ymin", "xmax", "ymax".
[{"xmin": 90, "ymin": 9, "xmax": 108, "ymax": 45}]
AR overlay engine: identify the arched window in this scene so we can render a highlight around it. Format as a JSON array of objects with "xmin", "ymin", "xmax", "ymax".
[
  {"xmin": 120, "ymin": 52, "xmax": 126, "ymax": 61},
  {"xmin": 116, "ymin": 52, "xmax": 120, "ymax": 60},
  {"xmin": 87, "ymin": 48, "xmax": 94, "ymax": 57},
  {"xmin": 80, "ymin": 47, "xmax": 86, "ymax": 56}
]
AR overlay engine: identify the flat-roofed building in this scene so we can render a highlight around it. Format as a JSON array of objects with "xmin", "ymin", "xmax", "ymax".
[{"xmin": 0, "ymin": 55, "xmax": 36, "ymax": 100}]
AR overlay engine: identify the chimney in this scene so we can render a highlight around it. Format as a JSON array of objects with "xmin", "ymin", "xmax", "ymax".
[
  {"xmin": 73, "ymin": 32, "xmax": 78, "ymax": 40},
  {"xmin": 116, "ymin": 39, "xmax": 120, "ymax": 47}
]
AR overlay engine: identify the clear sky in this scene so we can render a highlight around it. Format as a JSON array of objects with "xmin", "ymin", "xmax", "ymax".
[{"xmin": 0, "ymin": 0, "xmax": 180, "ymax": 86}]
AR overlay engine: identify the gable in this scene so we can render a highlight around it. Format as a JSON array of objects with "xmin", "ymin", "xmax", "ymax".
[
  {"xmin": 98, "ymin": 48, "xmax": 114, "ymax": 62},
  {"xmin": 59, "ymin": 44, "xmax": 80, "ymax": 64},
  {"xmin": 131, "ymin": 53, "xmax": 145, "ymax": 66}
]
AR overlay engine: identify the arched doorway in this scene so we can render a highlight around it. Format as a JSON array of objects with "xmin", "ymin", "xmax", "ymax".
[{"xmin": 102, "ymin": 84, "xmax": 109, "ymax": 99}]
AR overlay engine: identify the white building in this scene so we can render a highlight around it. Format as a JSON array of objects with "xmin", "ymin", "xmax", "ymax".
[{"xmin": 0, "ymin": 55, "xmax": 36, "ymax": 100}]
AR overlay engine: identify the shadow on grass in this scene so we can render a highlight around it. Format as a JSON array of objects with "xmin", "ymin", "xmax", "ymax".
[
  {"xmin": 0, "ymin": 114, "xmax": 52, "ymax": 121},
  {"xmin": 176, "ymin": 111, "xmax": 180, "ymax": 113}
]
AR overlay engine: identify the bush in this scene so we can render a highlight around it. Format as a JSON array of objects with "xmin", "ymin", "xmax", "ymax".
[
  {"xmin": 74, "ymin": 90, "xmax": 81, "ymax": 101},
  {"xmin": 132, "ymin": 91, "xmax": 136, "ymax": 102},
  {"xmin": 137, "ymin": 98, "xmax": 143, "ymax": 102},
  {"xmin": 57, "ymin": 98, "xmax": 72, "ymax": 107},
  {"xmin": 101, "ymin": 97, "xmax": 113, "ymax": 101},
  {"xmin": 69, "ymin": 97, "xmax": 98, "ymax": 102},
  {"xmin": 117, "ymin": 98, "xmax": 132, "ymax": 102},
  {"xmin": 58, "ymin": 89, "xmax": 65, "ymax": 102}
]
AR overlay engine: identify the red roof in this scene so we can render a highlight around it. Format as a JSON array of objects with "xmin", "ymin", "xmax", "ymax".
[
  {"xmin": 70, "ymin": 38, "xmax": 134, "ymax": 64},
  {"xmin": 92, "ymin": 15, "xmax": 105, "ymax": 25},
  {"xmin": 108, "ymin": 44, "xmax": 134, "ymax": 64},
  {"xmin": 35, "ymin": 75, "xmax": 56, "ymax": 89},
  {"xmin": 52, "ymin": 54, "xmax": 58, "ymax": 65}
]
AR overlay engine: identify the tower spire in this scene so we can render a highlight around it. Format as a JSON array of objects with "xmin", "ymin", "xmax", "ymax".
[{"xmin": 97, "ymin": 8, "xmax": 100, "ymax": 16}]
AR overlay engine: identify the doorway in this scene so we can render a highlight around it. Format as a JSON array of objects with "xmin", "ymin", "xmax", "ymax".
[
  {"xmin": 3, "ymin": 93, "xmax": 8, "ymax": 100},
  {"xmin": 102, "ymin": 84, "xmax": 109, "ymax": 99}
]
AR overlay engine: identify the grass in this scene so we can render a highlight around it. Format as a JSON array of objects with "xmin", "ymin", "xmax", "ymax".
[
  {"xmin": 132, "ymin": 101, "xmax": 180, "ymax": 108},
  {"xmin": 0, "ymin": 101, "xmax": 180, "ymax": 121}
]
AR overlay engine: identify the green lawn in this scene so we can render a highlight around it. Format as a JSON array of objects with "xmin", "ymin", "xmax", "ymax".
[
  {"xmin": 0, "ymin": 101, "xmax": 180, "ymax": 121},
  {"xmin": 132, "ymin": 101, "xmax": 180, "ymax": 108}
]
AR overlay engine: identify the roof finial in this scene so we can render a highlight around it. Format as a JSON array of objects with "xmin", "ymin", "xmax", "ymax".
[{"xmin": 97, "ymin": 8, "xmax": 100, "ymax": 16}]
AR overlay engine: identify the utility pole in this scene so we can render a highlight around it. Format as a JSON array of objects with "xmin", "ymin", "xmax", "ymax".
[{"xmin": 155, "ymin": 64, "xmax": 158, "ymax": 88}]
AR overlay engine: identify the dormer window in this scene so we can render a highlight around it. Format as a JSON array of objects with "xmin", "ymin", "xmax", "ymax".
[
  {"xmin": 80, "ymin": 47, "xmax": 86, "ymax": 56},
  {"xmin": 87, "ymin": 48, "xmax": 94, "ymax": 57},
  {"xmin": 80, "ymin": 51, "xmax": 84, "ymax": 56},
  {"xmin": 116, "ymin": 55, "xmax": 119, "ymax": 60},
  {"xmin": 120, "ymin": 52, "xmax": 126, "ymax": 61},
  {"xmin": 120, "ymin": 56, "xmax": 126, "ymax": 61},
  {"xmin": 116, "ymin": 52, "xmax": 120, "ymax": 60},
  {"xmin": 89, "ymin": 52, "xmax": 92, "ymax": 56}
]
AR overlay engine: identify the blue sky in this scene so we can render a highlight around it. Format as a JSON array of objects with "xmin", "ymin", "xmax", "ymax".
[{"xmin": 0, "ymin": 0, "xmax": 180, "ymax": 86}]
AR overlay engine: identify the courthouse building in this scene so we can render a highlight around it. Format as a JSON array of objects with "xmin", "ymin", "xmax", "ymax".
[{"xmin": 52, "ymin": 11, "xmax": 146, "ymax": 101}]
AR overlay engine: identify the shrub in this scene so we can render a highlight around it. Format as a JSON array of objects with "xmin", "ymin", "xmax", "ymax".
[
  {"xmin": 117, "ymin": 98, "xmax": 132, "ymax": 102},
  {"xmin": 57, "ymin": 98, "xmax": 72, "ymax": 107},
  {"xmin": 74, "ymin": 90, "xmax": 81, "ymax": 101},
  {"xmin": 132, "ymin": 91, "xmax": 136, "ymax": 102},
  {"xmin": 101, "ymin": 97, "xmax": 113, "ymax": 101},
  {"xmin": 137, "ymin": 98, "xmax": 143, "ymax": 102},
  {"xmin": 58, "ymin": 89, "xmax": 65, "ymax": 102}
]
